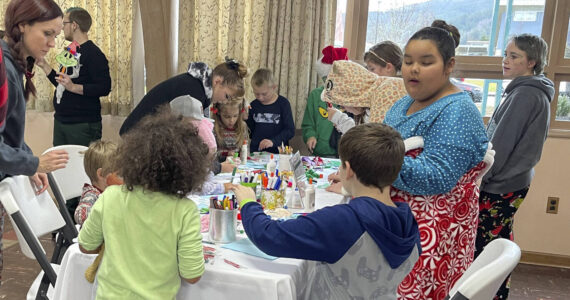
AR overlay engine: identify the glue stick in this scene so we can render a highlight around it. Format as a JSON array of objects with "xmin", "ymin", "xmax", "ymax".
[{"xmin": 241, "ymin": 140, "xmax": 248, "ymax": 165}]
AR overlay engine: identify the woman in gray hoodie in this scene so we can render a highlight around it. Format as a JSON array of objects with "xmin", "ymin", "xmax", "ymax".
[
  {"xmin": 476, "ymin": 34, "xmax": 554, "ymax": 300},
  {"xmin": 1, "ymin": 0, "xmax": 70, "ymax": 285}
]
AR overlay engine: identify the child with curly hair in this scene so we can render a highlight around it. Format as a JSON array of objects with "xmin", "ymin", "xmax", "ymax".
[
  {"xmin": 212, "ymin": 97, "xmax": 248, "ymax": 162},
  {"xmin": 78, "ymin": 110, "xmax": 210, "ymax": 298}
]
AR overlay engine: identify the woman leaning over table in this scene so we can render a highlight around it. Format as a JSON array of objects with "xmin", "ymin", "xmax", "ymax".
[{"xmin": 1, "ymin": 0, "xmax": 69, "ymax": 285}]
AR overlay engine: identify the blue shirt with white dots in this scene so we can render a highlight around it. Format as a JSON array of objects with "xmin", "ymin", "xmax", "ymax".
[{"xmin": 384, "ymin": 92, "xmax": 488, "ymax": 195}]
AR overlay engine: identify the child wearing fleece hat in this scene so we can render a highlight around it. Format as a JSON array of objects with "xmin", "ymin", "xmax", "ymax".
[
  {"xmin": 170, "ymin": 96, "xmax": 234, "ymax": 195},
  {"xmin": 322, "ymin": 60, "xmax": 407, "ymax": 194},
  {"xmin": 321, "ymin": 60, "xmax": 407, "ymax": 134},
  {"xmin": 301, "ymin": 45, "xmax": 348, "ymax": 157}
]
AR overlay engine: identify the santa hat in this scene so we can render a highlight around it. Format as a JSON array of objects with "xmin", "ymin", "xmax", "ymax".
[{"xmin": 314, "ymin": 45, "xmax": 348, "ymax": 78}]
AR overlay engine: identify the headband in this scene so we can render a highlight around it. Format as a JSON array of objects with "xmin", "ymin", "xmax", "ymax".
[{"xmin": 366, "ymin": 50, "xmax": 389, "ymax": 66}]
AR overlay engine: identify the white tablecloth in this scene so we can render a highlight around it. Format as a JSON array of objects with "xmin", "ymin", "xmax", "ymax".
[
  {"xmin": 52, "ymin": 242, "xmax": 315, "ymax": 300},
  {"xmin": 52, "ymin": 244, "xmax": 97, "ymax": 300},
  {"xmin": 177, "ymin": 242, "xmax": 315, "ymax": 300}
]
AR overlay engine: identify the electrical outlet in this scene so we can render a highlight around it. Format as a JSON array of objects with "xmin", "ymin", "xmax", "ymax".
[{"xmin": 546, "ymin": 197, "xmax": 559, "ymax": 214}]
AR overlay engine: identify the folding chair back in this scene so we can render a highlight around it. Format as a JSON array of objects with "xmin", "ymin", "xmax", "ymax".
[
  {"xmin": 43, "ymin": 145, "xmax": 89, "ymax": 201},
  {"xmin": 0, "ymin": 176, "xmax": 66, "ymax": 299},
  {"xmin": 0, "ymin": 176, "xmax": 65, "ymax": 258},
  {"xmin": 42, "ymin": 145, "xmax": 89, "ymax": 240},
  {"xmin": 446, "ymin": 238, "xmax": 521, "ymax": 300}
]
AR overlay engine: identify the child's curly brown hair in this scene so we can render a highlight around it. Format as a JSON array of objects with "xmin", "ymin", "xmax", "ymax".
[{"xmin": 114, "ymin": 109, "xmax": 211, "ymax": 197}]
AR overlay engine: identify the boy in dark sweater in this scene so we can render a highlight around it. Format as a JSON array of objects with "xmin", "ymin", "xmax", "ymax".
[
  {"xmin": 232, "ymin": 123, "xmax": 421, "ymax": 299},
  {"xmin": 246, "ymin": 69, "xmax": 295, "ymax": 154}
]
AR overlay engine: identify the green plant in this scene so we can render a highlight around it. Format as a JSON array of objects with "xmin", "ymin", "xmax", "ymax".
[{"xmin": 557, "ymin": 95, "xmax": 570, "ymax": 118}]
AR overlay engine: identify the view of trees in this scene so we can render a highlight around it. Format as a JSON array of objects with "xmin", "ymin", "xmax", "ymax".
[{"xmin": 367, "ymin": 0, "xmax": 494, "ymax": 49}]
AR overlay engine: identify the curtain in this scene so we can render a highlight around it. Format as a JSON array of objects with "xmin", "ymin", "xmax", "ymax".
[
  {"xmin": 178, "ymin": 0, "xmax": 267, "ymax": 102},
  {"xmin": 178, "ymin": 0, "xmax": 336, "ymax": 127},
  {"xmin": 0, "ymin": 0, "xmax": 133, "ymax": 116},
  {"xmin": 261, "ymin": 0, "xmax": 336, "ymax": 126}
]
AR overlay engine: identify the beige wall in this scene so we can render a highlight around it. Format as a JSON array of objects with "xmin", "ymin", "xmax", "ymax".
[
  {"xmin": 24, "ymin": 111, "xmax": 125, "ymax": 154},
  {"xmin": 513, "ymin": 137, "xmax": 570, "ymax": 256},
  {"xmin": 24, "ymin": 110, "xmax": 570, "ymax": 257}
]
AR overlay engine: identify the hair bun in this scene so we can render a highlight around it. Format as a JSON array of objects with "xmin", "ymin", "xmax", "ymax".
[
  {"xmin": 430, "ymin": 20, "xmax": 447, "ymax": 30},
  {"xmin": 224, "ymin": 56, "xmax": 240, "ymax": 70},
  {"xmin": 225, "ymin": 56, "xmax": 249, "ymax": 79},
  {"xmin": 431, "ymin": 19, "xmax": 460, "ymax": 48}
]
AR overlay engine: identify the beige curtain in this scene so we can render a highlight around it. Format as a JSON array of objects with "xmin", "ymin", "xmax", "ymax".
[
  {"xmin": 0, "ymin": 0, "xmax": 133, "ymax": 116},
  {"xmin": 178, "ymin": 0, "xmax": 336, "ymax": 127},
  {"xmin": 261, "ymin": 0, "xmax": 336, "ymax": 126},
  {"xmin": 178, "ymin": 0, "xmax": 267, "ymax": 102}
]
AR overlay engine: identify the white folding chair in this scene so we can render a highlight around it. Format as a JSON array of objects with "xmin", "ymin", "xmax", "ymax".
[
  {"xmin": 42, "ymin": 145, "xmax": 90, "ymax": 243},
  {"xmin": 446, "ymin": 238, "xmax": 521, "ymax": 300},
  {"xmin": 0, "ymin": 176, "xmax": 67, "ymax": 300}
]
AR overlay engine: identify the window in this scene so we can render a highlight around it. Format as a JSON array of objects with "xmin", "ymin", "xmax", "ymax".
[
  {"xmin": 452, "ymin": 78, "xmax": 509, "ymax": 117},
  {"xmin": 334, "ymin": 0, "xmax": 347, "ymax": 47},
  {"xmin": 564, "ymin": 19, "xmax": 570, "ymax": 58},
  {"xmin": 513, "ymin": 10, "xmax": 538, "ymax": 22},
  {"xmin": 557, "ymin": 82, "xmax": 570, "ymax": 121},
  {"xmin": 340, "ymin": 0, "xmax": 570, "ymax": 132},
  {"xmin": 365, "ymin": 0, "xmax": 545, "ymax": 56}
]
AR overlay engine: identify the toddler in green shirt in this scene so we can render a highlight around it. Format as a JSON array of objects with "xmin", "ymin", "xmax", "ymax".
[{"xmin": 79, "ymin": 108, "xmax": 211, "ymax": 299}]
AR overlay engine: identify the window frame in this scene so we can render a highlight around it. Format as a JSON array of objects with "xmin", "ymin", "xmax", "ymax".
[{"xmin": 342, "ymin": 0, "xmax": 570, "ymax": 135}]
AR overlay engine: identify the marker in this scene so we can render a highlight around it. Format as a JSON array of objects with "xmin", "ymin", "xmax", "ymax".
[
  {"xmin": 230, "ymin": 167, "xmax": 237, "ymax": 183},
  {"xmin": 273, "ymin": 177, "xmax": 281, "ymax": 190},
  {"xmin": 224, "ymin": 258, "xmax": 245, "ymax": 269}
]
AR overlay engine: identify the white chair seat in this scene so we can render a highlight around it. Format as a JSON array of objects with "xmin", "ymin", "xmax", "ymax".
[
  {"xmin": 447, "ymin": 238, "xmax": 521, "ymax": 300},
  {"xmin": 26, "ymin": 264, "xmax": 61, "ymax": 300}
]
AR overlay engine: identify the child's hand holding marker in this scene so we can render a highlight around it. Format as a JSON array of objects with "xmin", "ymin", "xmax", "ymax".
[
  {"xmin": 230, "ymin": 184, "xmax": 256, "ymax": 207},
  {"xmin": 328, "ymin": 171, "xmax": 341, "ymax": 183},
  {"xmin": 230, "ymin": 166, "xmax": 237, "ymax": 183},
  {"xmin": 221, "ymin": 153, "xmax": 240, "ymax": 173},
  {"xmin": 223, "ymin": 182, "xmax": 234, "ymax": 193},
  {"xmin": 225, "ymin": 152, "xmax": 241, "ymax": 165}
]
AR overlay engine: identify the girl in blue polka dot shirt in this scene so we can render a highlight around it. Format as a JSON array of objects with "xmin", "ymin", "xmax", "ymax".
[
  {"xmin": 383, "ymin": 20, "xmax": 489, "ymax": 300},
  {"xmin": 384, "ymin": 22, "xmax": 488, "ymax": 196}
]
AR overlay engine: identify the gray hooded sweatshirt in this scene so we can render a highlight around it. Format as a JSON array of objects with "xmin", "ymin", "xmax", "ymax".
[
  {"xmin": 0, "ymin": 40, "xmax": 39, "ymax": 180},
  {"xmin": 481, "ymin": 74, "xmax": 554, "ymax": 194}
]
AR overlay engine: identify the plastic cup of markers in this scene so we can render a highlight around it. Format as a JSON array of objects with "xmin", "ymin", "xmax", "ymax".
[
  {"xmin": 260, "ymin": 190, "xmax": 286, "ymax": 210},
  {"xmin": 208, "ymin": 209, "xmax": 238, "ymax": 243}
]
